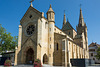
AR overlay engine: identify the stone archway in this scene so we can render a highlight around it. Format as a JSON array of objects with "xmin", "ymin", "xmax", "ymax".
[
  {"xmin": 43, "ymin": 54, "xmax": 48, "ymax": 64},
  {"xmin": 25, "ymin": 48, "xmax": 34, "ymax": 64}
]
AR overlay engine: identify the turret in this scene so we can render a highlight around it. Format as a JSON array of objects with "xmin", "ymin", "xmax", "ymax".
[
  {"xmin": 46, "ymin": 4, "xmax": 55, "ymax": 22},
  {"xmin": 47, "ymin": 4, "xmax": 55, "ymax": 65}
]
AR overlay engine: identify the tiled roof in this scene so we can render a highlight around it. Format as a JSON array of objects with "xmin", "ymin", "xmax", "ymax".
[{"xmin": 89, "ymin": 42, "xmax": 100, "ymax": 47}]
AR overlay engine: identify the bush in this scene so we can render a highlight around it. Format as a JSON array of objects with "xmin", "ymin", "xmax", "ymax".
[
  {"xmin": 4, "ymin": 59, "xmax": 11, "ymax": 67},
  {"xmin": 34, "ymin": 59, "xmax": 41, "ymax": 63},
  {"xmin": 34, "ymin": 59, "xmax": 42, "ymax": 67}
]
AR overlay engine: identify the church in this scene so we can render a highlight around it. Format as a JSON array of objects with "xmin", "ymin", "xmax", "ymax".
[{"xmin": 14, "ymin": 2, "xmax": 89, "ymax": 66}]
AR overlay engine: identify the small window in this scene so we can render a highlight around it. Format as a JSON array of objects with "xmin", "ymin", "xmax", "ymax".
[
  {"xmin": 69, "ymin": 32, "xmax": 70, "ymax": 35},
  {"xmin": 29, "ymin": 15, "xmax": 32, "ymax": 18},
  {"xmin": 91, "ymin": 53, "xmax": 93, "ymax": 56},
  {"xmin": 93, "ymin": 58, "xmax": 95, "ymax": 60},
  {"xmin": 57, "ymin": 43, "xmax": 58, "ymax": 50},
  {"xmin": 50, "ymin": 45, "xmax": 51, "ymax": 49},
  {"xmin": 50, "ymin": 37, "xmax": 51, "ymax": 41},
  {"xmin": 50, "ymin": 28, "xmax": 51, "ymax": 31},
  {"xmin": 62, "ymin": 41, "xmax": 65, "ymax": 51},
  {"xmin": 45, "ymin": 22, "xmax": 48, "ymax": 29},
  {"xmin": 52, "ymin": 13, "xmax": 53, "ymax": 18},
  {"xmin": 55, "ymin": 28, "xmax": 56, "ymax": 31},
  {"xmin": 89, "ymin": 49, "xmax": 95, "ymax": 52},
  {"xmin": 50, "ymin": 14, "xmax": 51, "ymax": 19}
]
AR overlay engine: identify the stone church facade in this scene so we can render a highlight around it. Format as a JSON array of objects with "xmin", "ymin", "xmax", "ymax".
[{"xmin": 14, "ymin": 4, "xmax": 89, "ymax": 66}]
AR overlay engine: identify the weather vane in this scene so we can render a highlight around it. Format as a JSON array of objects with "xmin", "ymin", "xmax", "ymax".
[{"xmin": 30, "ymin": 0, "xmax": 34, "ymax": 7}]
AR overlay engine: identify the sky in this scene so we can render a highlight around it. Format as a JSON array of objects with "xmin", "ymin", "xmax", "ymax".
[{"xmin": 0, "ymin": 0, "xmax": 100, "ymax": 45}]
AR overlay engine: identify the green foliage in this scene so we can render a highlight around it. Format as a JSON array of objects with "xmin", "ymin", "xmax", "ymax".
[
  {"xmin": 95, "ymin": 47, "xmax": 100, "ymax": 60},
  {"xmin": 34, "ymin": 59, "xmax": 42, "ymax": 67},
  {"xmin": 34, "ymin": 59, "xmax": 41, "ymax": 63},
  {"xmin": 4, "ymin": 59, "xmax": 11, "ymax": 66},
  {"xmin": 0, "ymin": 24, "xmax": 18, "ymax": 53}
]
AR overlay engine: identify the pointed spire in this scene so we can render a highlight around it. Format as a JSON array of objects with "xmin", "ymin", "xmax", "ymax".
[
  {"xmin": 47, "ymin": 4, "xmax": 54, "ymax": 12},
  {"xmin": 50, "ymin": 4, "xmax": 52, "ymax": 8},
  {"xmin": 79, "ymin": 8, "xmax": 85, "ymax": 26},
  {"xmin": 63, "ymin": 12, "xmax": 66, "ymax": 26}
]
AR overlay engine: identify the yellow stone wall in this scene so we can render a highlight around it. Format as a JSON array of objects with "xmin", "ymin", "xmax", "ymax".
[{"xmin": 15, "ymin": 6, "xmax": 89, "ymax": 67}]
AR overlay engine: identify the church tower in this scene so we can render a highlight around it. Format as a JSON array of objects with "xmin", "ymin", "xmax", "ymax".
[
  {"xmin": 76, "ymin": 8, "xmax": 88, "ymax": 58},
  {"xmin": 46, "ymin": 4, "xmax": 55, "ymax": 65}
]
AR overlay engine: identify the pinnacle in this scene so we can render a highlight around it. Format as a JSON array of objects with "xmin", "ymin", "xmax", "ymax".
[{"xmin": 50, "ymin": 4, "xmax": 52, "ymax": 8}]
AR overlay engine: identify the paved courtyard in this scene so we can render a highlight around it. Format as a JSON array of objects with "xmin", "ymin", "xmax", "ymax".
[{"xmin": 0, "ymin": 64, "xmax": 100, "ymax": 67}]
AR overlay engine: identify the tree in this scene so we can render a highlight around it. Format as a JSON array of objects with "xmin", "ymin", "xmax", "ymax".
[
  {"xmin": 0, "ymin": 24, "xmax": 18, "ymax": 53},
  {"xmin": 95, "ymin": 47, "xmax": 100, "ymax": 60}
]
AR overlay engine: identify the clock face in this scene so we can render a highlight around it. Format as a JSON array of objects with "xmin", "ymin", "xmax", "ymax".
[{"xmin": 26, "ymin": 25, "xmax": 35, "ymax": 35}]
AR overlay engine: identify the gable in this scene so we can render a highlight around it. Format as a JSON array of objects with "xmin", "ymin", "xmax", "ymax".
[
  {"xmin": 62, "ymin": 22, "xmax": 73, "ymax": 31},
  {"xmin": 20, "ymin": 6, "xmax": 42, "ymax": 25}
]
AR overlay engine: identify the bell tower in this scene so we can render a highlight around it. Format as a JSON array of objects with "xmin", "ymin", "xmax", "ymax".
[
  {"xmin": 76, "ymin": 8, "xmax": 88, "ymax": 58},
  {"xmin": 77, "ymin": 8, "xmax": 88, "ymax": 49}
]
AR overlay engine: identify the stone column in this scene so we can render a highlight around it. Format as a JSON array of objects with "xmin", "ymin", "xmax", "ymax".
[
  {"xmin": 66, "ymin": 39, "xmax": 72, "ymax": 67},
  {"xmin": 14, "ymin": 25, "xmax": 22, "ymax": 65},
  {"xmin": 18, "ymin": 25, "xmax": 22, "ymax": 52},
  {"xmin": 62, "ymin": 39, "xmax": 67, "ymax": 67},
  {"xmin": 14, "ymin": 47, "xmax": 18, "ymax": 65}
]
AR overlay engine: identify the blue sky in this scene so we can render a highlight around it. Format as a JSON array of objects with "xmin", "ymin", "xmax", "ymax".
[{"xmin": 0, "ymin": 0, "xmax": 100, "ymax": 45}]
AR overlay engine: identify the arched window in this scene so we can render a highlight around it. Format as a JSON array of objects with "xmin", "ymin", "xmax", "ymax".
[
  {"xmin": 50, "ymin": 28, "xmax": 51, "ymax": 31},
  {"xmin": 57, "ymin": 43, "xmax": 58, "ymax": 50},
  {"xmin": 50, "ymin": 45, "xmax": 51, "ymax": 49},
  {"xmin": 29, "ymin": 15, "xmax": 32, "ymax": 18},
  {"xmin": 45, "ymin": 22, "xmax": 48, "ymax": 28}
]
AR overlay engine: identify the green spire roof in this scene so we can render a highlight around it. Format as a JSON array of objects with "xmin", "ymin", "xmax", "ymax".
[{"xmin": 62, "ymin": 20, "xmax": 74, "ymax": 31}]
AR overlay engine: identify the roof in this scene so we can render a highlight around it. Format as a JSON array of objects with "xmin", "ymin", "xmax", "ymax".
[
  {"xmin": 78, "ymin": 8, "xmax": 85, "ymax": 27},
  {"xmin": 62, "ymin": 21, "xmax": 74, "ymax": 31},
  {"xmin": 89, "ymin": 42, "xmax": 100, "ymax": 47},
  {"xmin": 74, "ymin": 35, "xmax": 82, "ymax": 39},
  {"xmin": 2, "ymin": 51, "xmax": 15, "ymax": 55},
  {"xmin": 20, "ymin": 5, "xmax": 42, "ymax": 24},
  {"xmin": 47, "ymin": 4, "xmax": 54, "ymax": 13}
]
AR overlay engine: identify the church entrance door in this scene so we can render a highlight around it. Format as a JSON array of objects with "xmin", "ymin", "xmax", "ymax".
[
  {"xmin": 26, "ymin": 48, "xmax": 34, "ymax": 64},
  {"xmin": 43, "ymin": 54, "xmax": 48, "ymax": 64}
]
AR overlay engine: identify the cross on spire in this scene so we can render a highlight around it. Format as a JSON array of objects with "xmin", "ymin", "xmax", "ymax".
[
  {"xmin": 30, "ymin": 0, "xmax": 34, "ymax": 7},
  {"xmin": 80, "ymin": 4, "xmax": 82, "ymax": 8},
  {"xmin": 64, "ymin": 10, "xmax": 65, "ymax": 14}
]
